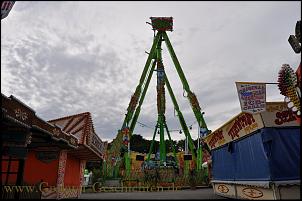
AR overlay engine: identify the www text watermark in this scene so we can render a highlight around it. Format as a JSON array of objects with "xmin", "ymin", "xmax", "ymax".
[{"xmin": 2, "ymin": 182, "xmax": 182, "ymax": 194}]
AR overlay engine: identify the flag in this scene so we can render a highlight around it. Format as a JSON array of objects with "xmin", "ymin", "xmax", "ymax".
[{"xmin": 236, "ymin": 82, "xmax": 266, "ymax": 114}]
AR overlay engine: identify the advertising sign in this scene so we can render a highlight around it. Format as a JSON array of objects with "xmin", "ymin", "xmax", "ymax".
[
  {"xmin": 204, "ymin": 112, "xmax": 264, "ymax": 150},
  {"xmin": 260, "ymin": 102, "xmax": 300, "ymax": 127},
  {"xmin": 236, "ymin": 82, "xmax": 266, "ymax": 114},
  {"xmin": 204, "ymin": 102, "xmax": 300, "ymax": 150}
]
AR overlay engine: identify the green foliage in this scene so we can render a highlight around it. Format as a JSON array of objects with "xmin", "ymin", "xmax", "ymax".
[
  {"xmin": 130, "ymin": 134, "xmax": 159, "ymax": 154},
  {"xmin": 109, "ymin": 133, "xmax": 204, "ymax": 155},
  {"xmin": 92, "ymin": 168, "xmax": 103, "ymax": 184}
]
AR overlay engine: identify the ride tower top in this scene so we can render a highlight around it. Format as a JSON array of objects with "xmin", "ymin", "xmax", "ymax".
[{"xmin": 149, "ymin": 17, "xmax": 173, "ymax": 32}]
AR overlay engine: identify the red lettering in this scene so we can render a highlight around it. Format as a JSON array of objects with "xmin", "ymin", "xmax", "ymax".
[
  {"xmin": 208, "ymin": 129, "xmax": 224, "ymax": 148},
  {"xmin": 275, "ymin": 110, "xmax": 297, "ymax": 125},
  {"xmin": 217, "ymin": 130, "xmax": 224, "ymax": 140},
  {"xmin": 275, "ymin": 112, "xmax": 283, "ymax": 125},
  {"xmin": 240, "ymin": 115, "xmax": 248, "ymax": 127},
  {"xmin": 228, "ymin": 113, "xmax": 255, "ymax": 139},
  {"xmin": 245, "ymin": 113, "xmax": 255, "ymax": 125}
]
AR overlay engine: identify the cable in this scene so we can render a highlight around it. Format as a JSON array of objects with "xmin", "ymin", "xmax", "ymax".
[
  {"xmin": 137, "ymin": 120, "xmax": 197, "ymax": 134},
  {"xmin": 137, "ymin": 121, "xmax": 154, "ymax": 129}
]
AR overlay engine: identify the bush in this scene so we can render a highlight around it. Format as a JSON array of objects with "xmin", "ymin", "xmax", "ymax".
[{"xmin": 92, "ymin": 168, "xmax": 103, "ymax": 184}]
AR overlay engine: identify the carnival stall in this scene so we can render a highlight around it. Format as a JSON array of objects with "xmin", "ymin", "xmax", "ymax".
[
  {"xmin": 1, "ymin": 94, "xmax": 107, "ymax": 199},
  {"xmin": 1, "ymin": 94, "xmax": 78, "ymax": 199},
  {"xmin": 48, "ymin": 112, "xmax": 107, "ymax": 199},
  {"xmin": 204, "ymin": 102, "xmax": 300, "ymax": 200}
]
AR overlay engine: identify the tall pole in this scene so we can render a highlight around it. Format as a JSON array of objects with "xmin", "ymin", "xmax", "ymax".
[
  {"xmin": 125, "ymin": 127, "xmax": 130, "ymax": 177},
  {"xmin": 197, "ymin": 120, "xmax": 202, "ymax": 171},
  {"xmin": 184, "ymin": 134, "xmax": 189, "ymax": 176},
  {"xmin": 155, "ymin": 33, "xmax": 167, "ymax": 164}
]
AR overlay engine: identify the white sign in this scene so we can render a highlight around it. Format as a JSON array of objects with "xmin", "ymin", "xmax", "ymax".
[{"xmin": 236, "ymin": 82, "xmax": 266, "ymax": 114}]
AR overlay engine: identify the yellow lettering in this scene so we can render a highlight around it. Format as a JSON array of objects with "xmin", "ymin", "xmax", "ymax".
[
  {"xmin": 39, "ymin": 182, "xmax": 49, "ymax": 193},
  {"xmin": 92, "ymin": 182, "xmax": 100, "ymax": 192},
  {"xmin": 3, "ymin": 186, "xmax": 13, "ymax": 193}
]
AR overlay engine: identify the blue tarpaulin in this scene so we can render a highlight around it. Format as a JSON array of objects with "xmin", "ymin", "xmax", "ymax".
[{"xmin": 212, "ymin": 127, "xmax": 300, "ymax": 181}]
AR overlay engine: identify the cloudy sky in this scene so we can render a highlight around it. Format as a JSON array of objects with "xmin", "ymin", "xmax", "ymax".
[{"xmin": 1, "ymin": 1, "xmax": 301, "ymax": 142}]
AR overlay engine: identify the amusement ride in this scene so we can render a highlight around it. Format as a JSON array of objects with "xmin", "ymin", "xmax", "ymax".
[{"xmin": 105, "ymin": 17, "xmax": 211, "ymax": 184}]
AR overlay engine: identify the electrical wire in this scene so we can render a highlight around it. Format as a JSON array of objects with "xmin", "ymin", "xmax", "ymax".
[{"xmin": 137, "ymin": 120, "xmax": 197, "ymax": 134}]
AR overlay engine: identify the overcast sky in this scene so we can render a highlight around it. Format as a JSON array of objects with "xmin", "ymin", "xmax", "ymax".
[{"xmin": 1, "ymin": 1, "xmax": 301, "ymax": 142}]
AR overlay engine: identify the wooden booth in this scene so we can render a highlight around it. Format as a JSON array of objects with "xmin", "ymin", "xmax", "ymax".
[
  {"xmin": 1, "ymin": 94, "xmax": 107, "ymax": 199},
  {"xmin": 48, "ymin": 112, "xmax": 107, "ymax": 199},
  {"xmin": 1, "ymin": 94, "xmax": 78, "ymax": 199}
]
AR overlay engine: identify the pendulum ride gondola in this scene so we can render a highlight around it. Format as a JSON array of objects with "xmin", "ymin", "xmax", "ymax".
[{"xmin": 107, "ymin": 17, "xmax": 210, "ymax": 179}]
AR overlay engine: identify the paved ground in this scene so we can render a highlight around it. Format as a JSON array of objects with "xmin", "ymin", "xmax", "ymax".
[{"xmin": 79, "ymin": 188, "xmax": 227, "ymax": 200}]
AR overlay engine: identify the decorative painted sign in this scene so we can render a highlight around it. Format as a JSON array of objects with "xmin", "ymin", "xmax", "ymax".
[
  {"xmin": 14, "ymin": 108, "xmax": 28, "ymax": 121},
  {"xmin": 213, "ymin": 183, "xmax": 236, "ymax": 198},
  {"xmin": 204, "ymin": 112, "xmax": 264, "ymax": 150},
  {"xmin": 236, "ymin": 82, "xmax": 266, "ymax": 114},
  {"xmin": 217, "ymin": 184, "xmax": 229, "ymax": 193},
  {"xmin": 204, "ymin": 102, "xmax": 299, "ymax": 150},
  {"xmin": 242, "ymin": 187, "xmax": 263, "ymax": 198},
  {"xmin": 260, "ymin": 102, "xmax": 299, "ymax": 127},
  {"xmin": 236, "ymin": 185, "xmax": 274, "ymax": 200}
]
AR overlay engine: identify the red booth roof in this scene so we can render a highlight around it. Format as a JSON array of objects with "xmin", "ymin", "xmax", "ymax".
[{"xmin": 48, "ymin": 112, "xmax": 107, "ymax": 160}]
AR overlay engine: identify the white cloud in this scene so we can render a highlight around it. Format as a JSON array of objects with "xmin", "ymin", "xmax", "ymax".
[{"xmin": 1, "ymin": 1, "xmax": 301, "ymax": 142}]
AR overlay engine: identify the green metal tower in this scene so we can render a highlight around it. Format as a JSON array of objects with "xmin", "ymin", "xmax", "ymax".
[{"xmin": 107, "ymin": 17, "xmax": 209, "ymax": 177}]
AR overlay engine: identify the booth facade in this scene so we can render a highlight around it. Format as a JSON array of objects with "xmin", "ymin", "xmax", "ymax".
[
  {"xmin": 1, "ymin": 94, "xmax": 107, "ymax": 199},
  {"xmin": 48, "ymin": 112, "xmax": 107, "ymax": 199},
  {"xmin": 204, "ymin": 102, "xmax": 300, "ymax": 200},
  {"xmin": 1, "ymin": 94, "xmax": 78, "ymax": 199}
]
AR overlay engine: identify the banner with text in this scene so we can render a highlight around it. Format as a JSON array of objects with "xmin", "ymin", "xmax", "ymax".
[
  {"xmin": 236, "ymin": 82, "xmax": 266, "ymax": 114},
  {"xmin": 204, "ymin": 102, "xmax": 300, "ymax": 150},
  {"xmin": 260, "ymin": 102, "xmax": 300, "ymax": 127},
  {"xmin": 204, "ymin": 113, "xmax": 264, "ymax": 150}
]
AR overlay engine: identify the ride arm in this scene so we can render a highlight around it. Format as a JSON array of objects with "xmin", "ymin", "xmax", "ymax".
[
  {"xmin": 129, "ymin": 59, "xmax": 157, "ymax": 136},
  {"xmin": 121, "ymin": 32, "xmax": 162, "ymax": 129},
  {"xmin": 107, "ymin": 32, "xmax": 161, "ymax": 171},
  {"xmin": 147, "ymin": 125, "xmax": 158, "ymax": 161},
  {"xmin": 164, "ymin": 123, "xmax": 178, "ymax": 167},
  {"xmin": 165, "ymin": 74, "xmax": 196, "ymax": 160},
  {"xmin": 162, "ymin": 32, "xmax": 208, "ymax": 132}
]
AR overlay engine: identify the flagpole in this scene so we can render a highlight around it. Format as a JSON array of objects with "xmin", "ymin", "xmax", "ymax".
[{"xmin": 235, "ymin": 81, "xmax": 278, "ymax": 85}]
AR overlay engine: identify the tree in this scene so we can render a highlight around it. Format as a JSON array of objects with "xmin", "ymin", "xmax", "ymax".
[{"xmin": 176, "ymin": 139, "xmax": 185, "ymax": 152}]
